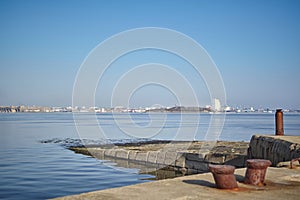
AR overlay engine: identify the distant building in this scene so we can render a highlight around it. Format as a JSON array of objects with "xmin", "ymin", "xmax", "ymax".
[
  {"xmin": 213, "ymin": 98, "xmax": 221, "ymax": 112},
  {"xmin": 224, "ymin": 106, "xmax": 232, "ymax": 112}
]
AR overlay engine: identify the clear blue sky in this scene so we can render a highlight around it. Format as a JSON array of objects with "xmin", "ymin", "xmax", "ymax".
[{"xmin": 0, "ymin": 0, "xmax": 299, "ymax": 109}]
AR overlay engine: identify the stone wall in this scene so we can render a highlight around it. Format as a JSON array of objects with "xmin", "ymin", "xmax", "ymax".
[{"xmin": 248, "ymin": 135, "xmax": 300, "ymax": 166}]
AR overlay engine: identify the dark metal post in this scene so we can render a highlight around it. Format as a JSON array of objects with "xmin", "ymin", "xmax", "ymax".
[{"xmin": 275, "ymin": 109, "xmax": 284, "ymax": 136}]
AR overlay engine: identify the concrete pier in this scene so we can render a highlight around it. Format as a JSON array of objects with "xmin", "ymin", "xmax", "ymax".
[
  {"xmin": 70, "ymin": 141, "xmax": 249, "ymax": 175},
  {"xmin": 54, "ymin": 167, "xmax": 300, "ymax": 200},
  {"xmin": 59, "ymin": 135, "xmax": 300, "ymax": 199}
]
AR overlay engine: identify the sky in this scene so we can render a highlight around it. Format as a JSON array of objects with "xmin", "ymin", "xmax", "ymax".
[{"xmin": 0, "ymin": 0, "xmax": 300, "ymax": 109}]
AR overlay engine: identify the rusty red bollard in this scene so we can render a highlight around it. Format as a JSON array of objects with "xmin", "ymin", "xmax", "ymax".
[
  {"xmin": 275, "ymin": 109, "xmax": 284, "ymax": 135},
  {"xmin": 244, "ymin": 159, "xmax": 272, "ymax": 186},
  {"xmin": 209, "ymin": 164, "xmax": 238, "ymax": 189}
]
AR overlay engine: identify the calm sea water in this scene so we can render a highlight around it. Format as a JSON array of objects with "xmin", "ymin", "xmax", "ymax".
[{"xmin": 0, "ymin": 112, "xmax": 299, "ymax": 199}]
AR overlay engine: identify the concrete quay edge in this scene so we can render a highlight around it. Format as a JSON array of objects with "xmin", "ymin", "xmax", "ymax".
[
  {"xmin": 53, "ymin": 167, "xmax": 300, "ymax": 200},
  {"xmin": 70, "ymin": 141, "xmax": 249, "ymax": 174},
  {"xmin": 60, "ymin": 135, "xmax": 300, "ymax": 199}
]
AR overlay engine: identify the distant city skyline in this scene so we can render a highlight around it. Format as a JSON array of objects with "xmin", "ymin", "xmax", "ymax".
[
  {"xmin": 1, "ymin": 103, "xmax": 298, "ymax": 113},
  {"xmin": 1, "ymin": 0, "xmax": 300, "ymax": 109}
]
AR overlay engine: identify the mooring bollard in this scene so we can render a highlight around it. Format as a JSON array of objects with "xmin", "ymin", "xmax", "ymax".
[
  {"xmin": 244, "ymin": 159, "xmax": 272, "ymax": 186},
  {"xmin": 275, "ymin": 109, "xmax": 284, "ymax": 135},
  {"xmin": 209, "ymin": 164, "xmax": 238, "ymax": 189}
]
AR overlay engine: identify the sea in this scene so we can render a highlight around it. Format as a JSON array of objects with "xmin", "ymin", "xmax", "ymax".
[{"xmin": 0, "ymin": 112, "xmax": 299, "ymax": 199}]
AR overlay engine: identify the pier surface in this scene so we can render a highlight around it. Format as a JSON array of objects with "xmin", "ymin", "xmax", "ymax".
[
  {"xmin": 59, "ymin": 135, "xmax": 300, "ymax": 199},
  {"xmin": 54, "ymin": 167, "xmax": 300, "ymax": 200}
]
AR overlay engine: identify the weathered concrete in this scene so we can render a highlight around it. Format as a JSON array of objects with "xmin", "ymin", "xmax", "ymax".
[
  {"xmin": 248, "ymin": 135, "xmax": 300, "ymax": 166},
  {"xmin": 70, "ymin": 141, "xmax": 249, "ymax": 175},
  {"xmin": 54, "ymin": 167, "xmax": 300, "ymax": 200},
  {"xmin": 58, "ymin": 137, "xmax": 300, "ymax": 199}
]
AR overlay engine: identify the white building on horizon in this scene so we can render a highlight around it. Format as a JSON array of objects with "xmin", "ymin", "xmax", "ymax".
[{"xmin": 213, "ymin": 98, "xmax": 222, "ymax": 112}]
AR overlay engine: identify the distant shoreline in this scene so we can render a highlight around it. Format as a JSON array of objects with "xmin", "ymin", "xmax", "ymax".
[
  {"xmin": 1, "ymin": 105, "xmax": 300, "ymax": 114},
  {"xmin": 1, "ymin": 110, "xmax": 300, "ymax": 114}
]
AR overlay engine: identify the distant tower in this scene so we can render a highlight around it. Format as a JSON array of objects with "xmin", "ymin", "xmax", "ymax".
[{"xmin": 214, "ymin": 98, "xmax": 221, "ymax": 112}]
